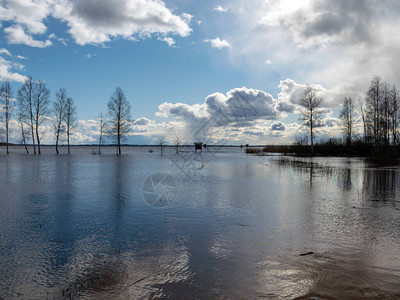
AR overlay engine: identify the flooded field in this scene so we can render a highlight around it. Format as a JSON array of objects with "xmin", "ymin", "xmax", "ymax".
[{"xmin": 0, "ymin": 146, "xmax": 399, "ymax": 299}]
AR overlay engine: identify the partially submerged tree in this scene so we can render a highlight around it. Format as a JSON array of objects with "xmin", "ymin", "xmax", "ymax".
[
  {"xmin": 17, "ymin": 105, "xmax": 30, "ymax": 154},
  {"xmin": 107, "ymin": 87, "xmax": 132, "ymax": 155},
  {"xmin": 97, "ymin": 112, "xmax": 107, "ymax": 155},
  {"xmin": 64, "ymin": 97, "xmax": 77, "ymax": 154},
  {"xmin": 172, "ymin": 134, "xmax": 183, "ymax": 154},
  {"xmin": 18, "ymin": 77, "xmax": 36, "ymax": 154},
  {"xmin": 340, "ymin": 96, "xmax": 355, "ymax": 147},
  {"xmin": 33, "ymin": 80, "xmax": 50, "ymax": 154},
  {"xmin": 158, "ymin": 137, "xmax": 166, "ymax": 156},
  {"xmin": 53, "ymin": 88, "xmax": 68, "ymax": 154},
  {"xmin": 1, "ymin": 82, "xmax": 15, "ymax": 154},
  {"xmin": 299, "ymin": 85, "xmax": 324, "ymax": 155}
]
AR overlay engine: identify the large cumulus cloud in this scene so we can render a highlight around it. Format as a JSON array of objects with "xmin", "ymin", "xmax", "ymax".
[
  {"xmin": 277, "ymin": 79, "xmax": 350, "ymax": 113},
  {"xmin": 0, "ymin": 0, "xmax": 192, "ymax": 47},
  {"xmin": 157, "ymin": 87, "xmax": 281, "ymax": 128},
  {"xmin": 151, "ymin": 83, "xmax": 349, "ymax": 144},
  {"xmin": 226, "ymin": 0, "xmax": 400, "ymax": 97}
]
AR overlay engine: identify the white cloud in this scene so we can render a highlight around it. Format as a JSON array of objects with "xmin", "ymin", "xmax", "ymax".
[
  {"xmin": 0, "ymin": 48, "xmax": 11, "ymax": 56},
  {"xmin": 277, "ymin": 79, "xmax": 359, "ymax": 114},
  {"xmin": 224, "ymin": 0, "xmax": 400, "ymax": 97},
  {"xmin": 259, "ymin": 0, "xmax": 376, "ymax": 49},
  {"xmin": 158, "ymin": 36, "xmax": 176, "ymax": 47},
  {"xmin": 156, "ymin": 87, "xmax": 281, "ymax": 134},
  {"xmin": 149, "ymin": 82, "xmax": 352, "ymax": 144},
  {"xmin": 85, "ymin": 53, "xmax": 96, "ymax": 59},
  {"xmin": 52, "ymin": 0, "xmax": 192, "ymax": 45},
  {"xmin": 180, "ymin": 12, "xmax": 193, "ymax": 24},
  {"xmin": 48, "ymin": 33, "xmax": 68, "ymax": 46},
  {"xmin": 134, "ymin": 117, "xmax": 151, "ymax": 126},
  {"xmin": 4, "ymin": 25, "xmax": 52, "ymax": 48},
  {"xmin": 203, "ymin": 37, "xmax": 231, "ymax": 49},
  {"xmin": 214, "ymin": 5, "xmax": 228, "ymax": 13},
  {"xmin": 0, "ymin": 48, "xmax": 27, "ymax": 82},
  {"xmin": 0, "ymin": 0, "xmax": 192, "ymax": 47},
  {"xmin": 0, "ymin": 0, "xmax": 50, "ymax": 34}
]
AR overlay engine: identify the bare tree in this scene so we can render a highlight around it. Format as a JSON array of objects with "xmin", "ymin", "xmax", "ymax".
[
  {"xmin": 17, "ymin": 105, "xmax": 30, "ymax": 154},
  {"xmin": 158, "ymin": 137, "xmax": 166, "ymax": 156},
  {"xmin": 366, "ymin": 76, "xmax": 383, "ymax": 146},
  {"xmin": 33, "ymin": 80, "xmax": 50, "ymax": 154},
  {"xmin": 64, "ymin": 97, "xmax": 77, "ymax": 154},
  {"xmin": 97, "ymin": 113, "xmax": 107, "ymax": 155},
  {"xmin": 390, "ymin": 85, "xmax": 399, "ymax": 145},
  {"xmin": 1, "ymin": 82, "xmax": 15, "ymax": 154},
  {"xmin": 53, "ymin": 88, "xmax": 68, "ymax": 154},
  {"xmin": 382, "ymin": 82, "xmax": 391, "ymax": 146},
  {"xmin": 107, "ymin": 87, "xmax": 132, "ymax": 155},
  {"xmin": 340, "ymin": 96, "xmax": 355, "ymax": 147},
  {"xmin": 172, "ymin": 134, "xmax": 183, "ymax": 154},
  {"xmin": 358, "ymin": 97, "xmax": 369, "ymax": 143},
  {"xmin": 18, "ymin": 76, "xmax": 36, "ymax": 154},
  {"xmin": 299, "ymin": 85, "xmax": 324, "ymax": 155}
]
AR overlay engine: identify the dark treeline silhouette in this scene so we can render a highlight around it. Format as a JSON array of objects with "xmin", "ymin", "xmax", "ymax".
[
  {"xmin": 288, "ymin": 76, "xmax": 400, "ymax": 159},
  {"xmin": 0, "ymin": 77, "xmax": 132, "ymax": 155},
  {"xmin": 362, "ymin": 77, "xmax": 399, "ymax": 146}
]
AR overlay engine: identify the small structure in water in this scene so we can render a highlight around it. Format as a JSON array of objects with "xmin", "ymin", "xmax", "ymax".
[{"xmin": 194, "ymin": 142, "xmax": 203, "ymax": 153}]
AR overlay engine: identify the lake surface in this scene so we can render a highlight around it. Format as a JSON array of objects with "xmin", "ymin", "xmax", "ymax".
[{"xmin": 0, "ymin": 146, "xmax": 400, "ymax": 299}]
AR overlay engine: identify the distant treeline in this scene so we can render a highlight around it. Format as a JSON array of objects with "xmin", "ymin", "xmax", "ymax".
[{"xmin": 280, "ymin": 76, "xmax": 400, "ymax": 157}]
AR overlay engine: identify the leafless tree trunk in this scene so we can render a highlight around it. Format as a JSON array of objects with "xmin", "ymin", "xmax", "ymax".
[
  {"xmin": 340, "ymin": 96, "xmax": 355, "ymax": 147},
  {"xmin": 1, "ymin": 82, "xmax": 14, "ymax": 154},
  {"xmin": 358, "ymin": 97, "xmax": 368, "ymax": 143},
  {"xmin": 53, "ymin": 88, "xmax": 68, "ymax": 154},
  {"xmin": 64, "ymin": 97, "xmax": 77, "ymax": 154},
  {"xmin": 97, "ymin": 113, "xmax": 107, "ymax": 155},
  {"xmin": 33, "ymin": 81, "xmax": 50, "ymax": 154},
  {"xmin": 382, "ymin": 82, "xmax": 391, "ymax": 146},
  {"xmin": 18, "ymin": 77, "xmax": 36, "ymax": 154},
  {"xmin": 366, "ymin": 76, "xmax": 383, "ymax": 146},
  {"xmin": 299, "ymin": 85, "xmax": 324, "ymax": 155},
  {"xmin": 390, "ymin": 85, "xmax": 399, "ymax": 145},
  {"xmin": 17, "ymin": 93, "xmax": 30, "ymax": 153},
  {"xmin": 107, "ymin": 87, "xmax": 132, "ymax": 155},
  {"xmin": 18, "ymin": 112, "xmax": 30, "ymax": 154},
  {"xmin": 172, "ymin": 134, "xmax": 183, "ymax": 154},
  {"xmin": 158, "ymin": 137, "xmax": 166, "ymax": 156}
]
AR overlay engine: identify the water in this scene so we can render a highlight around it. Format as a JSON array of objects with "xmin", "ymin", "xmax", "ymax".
[{"xmin": 0, "ymin": 146, "xmax": 399, "ymax": 299}]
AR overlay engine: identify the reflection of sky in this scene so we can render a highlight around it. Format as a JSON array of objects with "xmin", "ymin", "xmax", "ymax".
[{"xmin": 0, "ymin": 149, "xmax": 399, "ymax": 298}]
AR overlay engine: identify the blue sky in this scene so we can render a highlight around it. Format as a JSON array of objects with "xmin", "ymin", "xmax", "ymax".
[{"xmin": 1, "ymin": 0, "xmax": 400, "ymax": 144}]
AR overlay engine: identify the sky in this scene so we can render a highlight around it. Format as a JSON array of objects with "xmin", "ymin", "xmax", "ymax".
[{"xmin": 1, "ymin": 0, "xmax": 400, "ymax": 145}]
